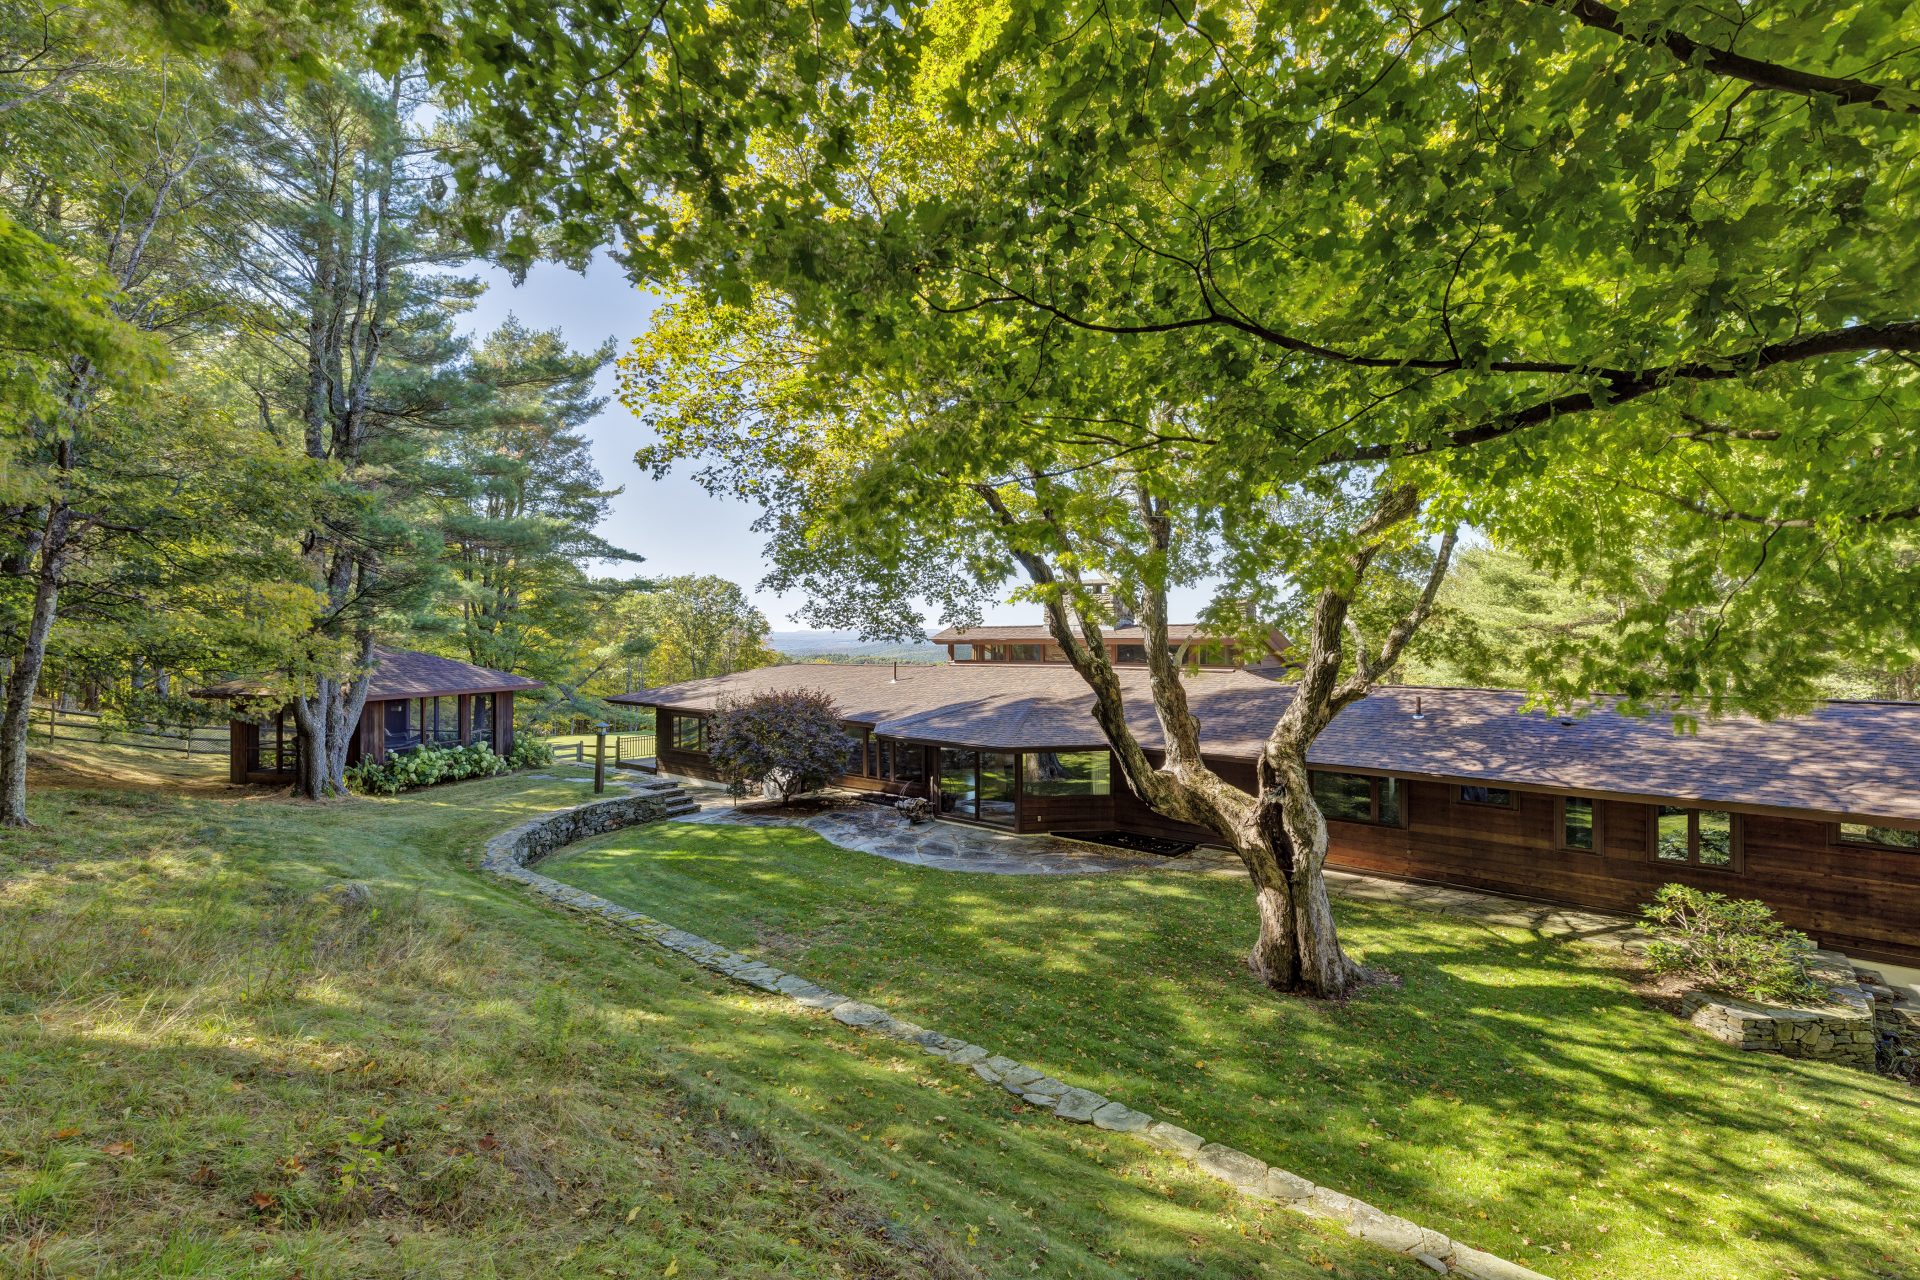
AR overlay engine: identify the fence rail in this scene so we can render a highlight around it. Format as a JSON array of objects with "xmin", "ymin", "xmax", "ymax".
[
  {"xmin": 29, "ymin": 704, "xmax": 230, "ymax": 756},
  {"xmin": 550, "ymin": 732, "xmax": 657, "ymax": 768}
]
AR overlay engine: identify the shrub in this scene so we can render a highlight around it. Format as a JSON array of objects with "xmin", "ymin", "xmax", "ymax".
[
  {"xmin": 707, "ymin": 688, "xmax": 849, "ymax": 804},
  {"xmin": 1638, "ymin": 883, "xmax": 1825, "ymax": 1005},
  {"xmin": 346, "ymin": 742, "xmax": 511, "ymax": 796},
  {"xmin": 507, "ymin": 736, "xmax": 554, "ymax": 769}
]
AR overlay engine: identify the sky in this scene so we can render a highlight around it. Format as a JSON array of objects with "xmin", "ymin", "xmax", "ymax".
[{"xmin": 460, "ymin": 256, "xmax": 1215, "ymax": 632}]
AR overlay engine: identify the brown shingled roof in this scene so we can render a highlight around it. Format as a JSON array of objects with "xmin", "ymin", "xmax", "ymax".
[
  {"xmin": 928, "ymin": 622, "xmax": 1216, "ymax": 644},
  {"xmin": 193, "ymin": 645, "xmax": 543, "ymax": 702},
  {"xmin": 611, "ymin": 663, "xmax": 1920, "ymax": 824}
]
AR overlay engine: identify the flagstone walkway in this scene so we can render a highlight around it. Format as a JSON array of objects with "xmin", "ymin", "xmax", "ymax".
[{"xmin": 682, "ymin": 794, "xmax": 1176, "ymax": 874}]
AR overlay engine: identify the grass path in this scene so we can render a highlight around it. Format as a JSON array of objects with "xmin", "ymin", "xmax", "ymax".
[
  {"xmin": 545, "ymin": 817, "xmax": 1920, "ymax": 1280},
  {"xmin": 1, "ymin": 745, "xmax": 1399, "ymax": 1279}
]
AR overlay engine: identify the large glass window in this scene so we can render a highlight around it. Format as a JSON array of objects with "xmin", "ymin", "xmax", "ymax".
[
  {"xmin": 869, "ymin": 737, "xmax": 892, "ymax": 780},
  {"xmin": 1005, "ymin": 644, "xmax": 1046, "ymax": 662},
  {"xmin": 1561, "ymin": 797, "xmax": 1597, "ymax": 851},
  {"xmin": 1308, "ymin": 771, "xmax": 1403, "ymax": 826},
  {"xmin": 1654, "ymin": 806, "xmax": 1736, "ymax": 868},
  {"xmin": 842, "ymin": 729, "xmax": 868, "ymax": 776},
  {"xmin": 471, "ymin": 693, "xmax": 495, "ymax": 745},
  {"xmin": 939, "ymin": 748, "xmax": 977, "ymax": 818},
  {"xmin": 1311, "ymin": 771, "xmax": 1375, "ymax": 822},
  {"xmin": 1377, "ymin": 776, "xmax": 1403, "ymax": 827},
  {"xmin": 978, "ymin": 752, "xmax": 1017, "ymax": 824},
  {"xmin": 1458, "ymin": 785, "xmax": 1513, "ymax": 807},
  {"xmin": 670, "ymin": 715, "xmax": 706, "ymax": 753},
  {"xmin": 1837, "ymin": 822, "xmax": 1920, "ymax": 851},
  {"xmin": 890, "ymin": 741, "xmax": 925, "ymax": 785},
  {"xmin": 1023, "ymin": 751, "xmax": 1112, "ymax": 797},
  {"xmin": 1114, "ymin": 644, "xmax": 1148, "ymax": 664}
]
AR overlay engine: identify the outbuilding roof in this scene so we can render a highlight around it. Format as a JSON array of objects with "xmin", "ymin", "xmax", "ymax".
[
  {"xmin": 193, "ymin": 645, "xmax": 543, "ymax": 702},
  {"xmin": 928, "ymin": 622, "xmax": 1217, "ymax": 645},
  {"xmin": 612, "ymin": 663, "xmax": 1920, "ymax": 824}
]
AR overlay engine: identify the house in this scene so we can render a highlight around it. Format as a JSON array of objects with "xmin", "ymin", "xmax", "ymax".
[
  {"xmin": 610, "ymin": 661, "xmax": 1920, "ymax": 964},
  {"xmin": 930, "ymin": 582, "xmax": 1289, "ymax": 670},
  {"xmin": 193, "ymin": 646, "xmax": 543, "ymax": 784},
  {"xmin": 931, "ymin": 622, "xmax": 1289, "ymax": 671}
]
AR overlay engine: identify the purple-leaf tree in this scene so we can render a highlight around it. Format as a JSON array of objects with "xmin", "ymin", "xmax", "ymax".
[{"xmin": 707, "ymin": 689, "xmax": 850, "ymax": 804}]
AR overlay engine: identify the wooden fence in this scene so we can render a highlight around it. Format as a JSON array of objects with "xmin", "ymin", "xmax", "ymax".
[
  {"xmin": 552, "ymin": 732, "xmax": 657, "ymax": 768},
  {"xmin": 29, "ymin": 704, "xmax": 230, "ymax": 756}
]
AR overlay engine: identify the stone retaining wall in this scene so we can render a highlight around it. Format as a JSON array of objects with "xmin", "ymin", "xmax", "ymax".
[
  {"xmin": 1680, "ymin": 950, "xmax": 1879, "ymax": 1068},
  {"xmin": 480, "ymin": 796, "xmax": 1553, "ymax": 1280}
]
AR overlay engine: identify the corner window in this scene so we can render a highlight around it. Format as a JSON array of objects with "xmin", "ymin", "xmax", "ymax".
[
  {"xmin": 1560, "ymin": 796, "xmax": 1598, "ymax": 852},
  {"xmin": 1309, "ymin": 771, "xmax": 1403, "ymax": 826},
  {"xmin": 1458, "ymin": 785, "xmax": 1513, "ymax": 808},
  {"xmin": 1024, "ymin": 751, "xmax": 1112, "ymax": 797},
  {"xmin": 1652, "ymin": 806, "xmax": 1738, "ymax": 869},
  {"xmin": 670, "ymin": 715, "xmax": 706, "ymax": 753},
  {"xmin": 1836, "ymin": 822, "xmax": 1920, "ymax": 852}
]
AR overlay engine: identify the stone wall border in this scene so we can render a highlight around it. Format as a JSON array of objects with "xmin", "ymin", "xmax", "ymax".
[{"xmin": 481, "ymin": 793, "xmax": 1553, "ymax": 1280}]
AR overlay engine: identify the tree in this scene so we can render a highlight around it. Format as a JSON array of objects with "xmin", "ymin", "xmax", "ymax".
[
  {"xmin": 622, "ymin": 575, "xmax": 778, "ymax": 686},
  {"xmin": 596, "ymin": 1, "xmax": 1920, "ymax": 996},
  {"xmin": 240, "ymin": 64, "xmax": 485, "ymax": 799},
  {"xmin": 707, "ymin": 688, "xmax": 848, "ymax": 805},
  {"xmin": 0, "ymin": 12, "xmax": 309, "ymax": 824},
  {"xmin": 433, "ymin": 316, "xmax": 647, "ymax": 695}
]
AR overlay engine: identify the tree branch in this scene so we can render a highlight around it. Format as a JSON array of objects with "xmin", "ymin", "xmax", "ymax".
[
  {"xmin": 1544, "ymin": 0, "xmax": 1920, "ymax": 115},
  {"xmin": 1325, "ymin": 321, "xmax": 1920, "ymax": 461}
]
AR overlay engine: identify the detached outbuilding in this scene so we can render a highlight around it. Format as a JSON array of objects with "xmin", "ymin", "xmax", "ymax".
[{"xmin": 194, "ymin": 646, "xmax": 543, "ymax": 784}]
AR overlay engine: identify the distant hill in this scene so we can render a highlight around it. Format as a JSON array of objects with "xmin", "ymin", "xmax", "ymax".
[{"xmin": 769, "ymin": 631, "xmax": 946, "ymax": 665}]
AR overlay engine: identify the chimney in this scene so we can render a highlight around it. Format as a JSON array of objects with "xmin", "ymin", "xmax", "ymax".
[
  {"xmin": 891, "ymin": 661, "xmax": 899, "ymax": 683},
  {"xmin": 1412, "ymin": 695, "xmax": 1424, "ymax": 720}
]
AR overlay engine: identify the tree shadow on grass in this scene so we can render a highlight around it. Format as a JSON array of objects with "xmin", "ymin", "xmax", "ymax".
[{"xmin": 548, "ymin": 820, "xmax": 1920, "ymax": 1280}]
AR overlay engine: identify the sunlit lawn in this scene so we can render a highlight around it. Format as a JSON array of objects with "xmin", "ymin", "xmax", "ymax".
[
  {"xmin": 0, "ymin": 743, "xmax": 1401, "ymax": 1279},
  {"xmin": 547, "ymin": 818, "xmax": 1920, "ymax": 1280}
]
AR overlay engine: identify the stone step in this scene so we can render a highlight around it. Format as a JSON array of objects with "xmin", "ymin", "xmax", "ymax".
[{"xmin": 662, "ymin": 800, "xmax": 702, "ymax": 818}]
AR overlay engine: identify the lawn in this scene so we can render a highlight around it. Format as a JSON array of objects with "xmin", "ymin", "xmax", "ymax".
[
  {"xmin": 0, "ymin": 742, "xmax": 1404, "ymax": 1280},
  {"xmin": 546, "ymin": 818, "xmax": 1920, "ymax": 1280}
]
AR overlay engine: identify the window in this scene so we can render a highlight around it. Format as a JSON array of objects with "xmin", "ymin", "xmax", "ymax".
[
  {"xmin": 951, "ymin": 644, "xmax": 974, "ymax": 660},
  {"xmin": 977, "ymin": 752, "xmax": 1017, "ymax": 823},
  {"xmin": 889, "ymin": 740, "xmax": 926, "ymax": 785},
  {"xmin": 1005, "ymin": 644, "xmax": 1046, "ymax": 662},
  {"xmin": 939, "ymin": 748, "xmax": 977, "ymax": 818},
  {"xmin": 1114, "ymin": 644, "xmax": 1148, "ymax": 664},
  {"xmin": 842, "ymin": 729, "xmax": 868, "ymax": 776},
  {"xmin": 670, "ymin": 715, "xmax": 706, "ymax": 753},
  {"xmin": 1458, "ymin": 785, "xmax": 1514, "ymax": 808},
  {"xmin": 1309, "ymin": 771, "xmax": 1402, "ymax": 826},
  {"xmin": 1024, "ymin": 750, "xmax": 1112, "ymax": 797},
  {"xmin": 870, "ymin": 737, "xmax": 892, "ymax": 780},
  {"xmin": 426, "ymin": 696, "xmax": 460, "ymax": 745},
  {"xmin": 1836, "ymin": 822, "xmax": 1920, "ymax": 852},
  {"xmin": 1560, "ymin": 797, "xmax": 1598, "ymax": 852},
  {"xmin": 1652, "ymin": 805, "xmax": 1738, "ymax": 869},
  {"xmin": 471, "ymin": 693, "xmax": 495, "ymax": 745}
]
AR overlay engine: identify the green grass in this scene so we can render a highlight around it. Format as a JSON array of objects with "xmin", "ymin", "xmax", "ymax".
[
  {"xmin": 546, "ymin": 819, "xmax": 1920, "ymax": 1280},
  {"xmin": 0, "ymin": 742, "xmax": 1402, "ymax": 1280}
]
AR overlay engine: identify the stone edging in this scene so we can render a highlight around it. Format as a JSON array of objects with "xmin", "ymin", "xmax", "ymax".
[{"xmin": 480, "ymin": 794, "xmax": 1552, "ymax": 1280}]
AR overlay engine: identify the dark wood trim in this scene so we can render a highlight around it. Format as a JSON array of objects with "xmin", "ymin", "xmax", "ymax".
[
  {"xmin": 1555, "ymin": 794, "xmax": 1604, "ymax": 854},
  {"xmin": 1645, "ymin": 804, "xmax": 1746, "ymax": 873},
  {"xmin": 1830, "ymin": 820, "xmax": 1920, "ymax": 853}
]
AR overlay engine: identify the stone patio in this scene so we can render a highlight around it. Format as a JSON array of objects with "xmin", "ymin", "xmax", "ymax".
[{"xmin": 680, "ymin": 791, "xmax": 1177, "ymax": 874}]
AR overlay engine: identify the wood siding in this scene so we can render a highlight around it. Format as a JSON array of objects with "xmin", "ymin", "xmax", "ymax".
[{"xmin": 1320, "ymin": 780, "xmax": 1920, "ymax": 964}]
